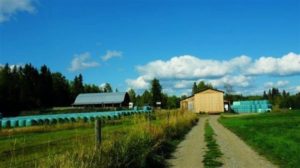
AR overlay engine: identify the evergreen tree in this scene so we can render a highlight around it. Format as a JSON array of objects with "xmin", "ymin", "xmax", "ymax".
[
  {"xmin": 39, "ymin": 65, "xmax": 53, "ymax": 108},
  {"xmin": 192, "ymin": 82, "xmax": 197, "ymax": 95},
  {"xmin": 142, "ymin": 90, "xmax": 152, "ymax": 106},
  {"xmin": 263, "ymin": 91, "xmax": 268, "ymax": 99},
  {"xmin": 191, "ymin": 81, "xmax": 214, "ymax": 96},
  {"xmin": 197, "ymin": 81, "xmax": 213, "ymax": 91},
  {"xmin": 71, "ymin": 74, "xmax": 84, "ymax": 101},
  {"xmin": 20, "ymin": 64, "xmax": 40, "ymax": 109},
  {"xmin": 150, "ymin": 78, "xmax": 162, "ymax": 107},
  {"xmin": 102, "ymin": 83, "xmax": 113, "ymax": 92},
  {"xmin": 166, "ymin": 95, "xmax": 179, "ymax": 109},
  {"xmin": 52, "ymin": 72, "xmax": 71, "ymax": 106},
  {"xmin": 128, "ymin": 89, "xmax": 136, "ymax": 105},
  {"xmin": 0, "ymin": 64, "xmax": 11, "ymax": 115}
]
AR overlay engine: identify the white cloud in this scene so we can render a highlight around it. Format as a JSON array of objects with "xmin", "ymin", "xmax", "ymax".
[
  {"xmin": 180, "ymin": 89, "xmax": 192, "ymax": 96},
  {"xmin": 99, "ymin": 83, "xmax": 106, "ymax": 88},
  {"xmin": 126, "ymin": 76, "xmax": 149, "ymax": 89},
  {"xmin": 101, "ymin": 50, "xmax": 122, "ymax": 61},
  {"xmin": 247, "ymin": 52, "xmax": 300, "ymax": 76},
  {"xmin": 68, "ymin": 52, "xmax": 100, "ymax": 72},
  {"xmin": 133, "ymin": 53, "xmax": 300, "ymax": 82},
  {"xmin": 174, "ymin": 80, "xmax": 194, "ymax": 89},
  {"xmin": 264, "ymin": 80, "xmax": 289, "ymax": 89},
  {"xmin": 0, "ymin": 63, "xmax": 23, "ymax": 69},
  {"xmin": 126, "ymin": 52, "xmax": 300, "ymax": 95},
  {"xmin": 136, "ymin": 55, "xmax": 251, "ymax": 80},
  {"xmin": 209, "ymin": 75, "xmax": 252, "ymax": 88},
  {"xmin": 162, "ymin": 88, "xmax": 175, "ymax": 94},
  {"xmin": 296, "ymin": 86, "xmax": 300, "ymax": 92},
  {"xmin": 0, "ymin": 0, "xmax": 36, "ymax": 23}
]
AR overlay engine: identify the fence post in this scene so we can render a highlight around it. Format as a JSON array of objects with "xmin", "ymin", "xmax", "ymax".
[
  {"xmin": 167, "ymin": 109, "xmax": 170, "ymax": 127},
  {"xmin": 95, "ymin": 118, "xmax": 102, "ymax": 148},
  {"xmin": 148, "ymin": 111, "xmax": 151, "ymax": 130}
]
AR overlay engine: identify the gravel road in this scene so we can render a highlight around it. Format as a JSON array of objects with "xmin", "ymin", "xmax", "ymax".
[
  {"xmin": 168, "ymin": 115, "xmax": 277, "ymax": 168},
  {"xmin": 209, "ymin": 115, "xmax": 277, "ymax": 168},
  {"xmin": 167, "ymin": 117, "xmax": 207, "ymax": 168}
]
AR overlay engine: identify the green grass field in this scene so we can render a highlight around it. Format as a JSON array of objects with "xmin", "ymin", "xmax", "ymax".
[
  {"xmin": 0, "ymin": 110, "xmax": 198, "ymax": 168},
  {"xmin": 219, "ymin": 110, "xmax": 300, "ymax": 168}
]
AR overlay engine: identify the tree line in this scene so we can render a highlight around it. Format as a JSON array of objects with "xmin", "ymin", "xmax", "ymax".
[
  {"xmin": 224, "ymin": 86, "xmax": 300, "ymax": 109},
  {"xmin": 1, "ymin": 63, "xmax": 298, "ymax": 116},
  {"xmin": 0, "ymin": 64, "xmax": 113, "ymax": 116},
  {"xmin": 128, "ymin": 78, "xmax": 181, "ymax": 109}
]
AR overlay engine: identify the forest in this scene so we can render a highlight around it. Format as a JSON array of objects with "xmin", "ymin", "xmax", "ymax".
[
  {"xmin": 0, "ymin": 64, "xmax": 111, "ymax": 116},
  {"xmin": 0, "ymin": 63, "xmax": 299, "ymax": 117}
]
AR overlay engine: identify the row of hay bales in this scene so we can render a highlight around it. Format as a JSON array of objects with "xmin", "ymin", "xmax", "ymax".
[
  {"xmin": 231, "ymin": 100, "xmax": 271, "ymax": 113},
  {"xmin": 0, "ymin": 110, "xmax": 151, "ymax": 129}
]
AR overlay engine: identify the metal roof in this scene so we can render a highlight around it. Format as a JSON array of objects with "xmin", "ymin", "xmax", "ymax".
[{"xmin": 73, "ymin": 92, "xmax": 128, "ymax": 105}]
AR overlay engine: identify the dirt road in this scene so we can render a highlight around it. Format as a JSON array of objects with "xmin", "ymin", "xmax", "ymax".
[
  {"xmin": 168, "ymin": 115, "xmax": 277, "ymax": 168},
  {"xmin": 209, "ymin": 115, "xmax": 276, "ymax": 168},
  {"xmin": 167, "ymin": 117, "xmax": 207, "ymax": 168}
]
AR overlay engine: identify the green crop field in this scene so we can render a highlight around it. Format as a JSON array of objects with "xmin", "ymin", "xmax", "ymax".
[
  {"xmin": 219, "ymin": 110, "xmax": 300, "ymax": 168},
  {"xmin": 0, "ymin": 110, "xmax": 198, "ymax": 168}
]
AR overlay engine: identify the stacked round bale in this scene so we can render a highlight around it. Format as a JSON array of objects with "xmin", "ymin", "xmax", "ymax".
[
  {"xmin": 231, "ymin": 100, "xmax": 271, "ymax": 113},
  {"xmin": 0, "ymin": 109, "xmax": 150, "ymax": 129}
]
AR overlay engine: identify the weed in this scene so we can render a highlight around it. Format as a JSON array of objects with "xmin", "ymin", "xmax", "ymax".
[{"xmin": 203, "ymin": 119, "xmax": 223, "ymax": 168}]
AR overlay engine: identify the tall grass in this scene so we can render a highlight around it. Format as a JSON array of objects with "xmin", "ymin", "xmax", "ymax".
[{"xmin": 36, "ymin": 110, "xmax": 198, "ymax": 168}]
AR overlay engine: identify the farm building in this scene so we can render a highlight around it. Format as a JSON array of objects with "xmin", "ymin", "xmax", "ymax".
[
  {"xmin": 73, "ymin": 92, "xmax": 130, "ymax": 108},
  {"xmin": 180, "ymin": 88, "xmax": 224, "ymax": 113}
]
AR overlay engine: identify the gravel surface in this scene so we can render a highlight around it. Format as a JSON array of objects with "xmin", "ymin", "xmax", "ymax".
[
  {"xmin": 209, "ymin": 115, "xmax": 277, "ymax": 168},
  {"xmin": 167, "ymin": 117, "xmax": 207, "ymax": 168},
  {"xmin": 168, "ymin": 115, "xmax": 277, "ymax": 168}
]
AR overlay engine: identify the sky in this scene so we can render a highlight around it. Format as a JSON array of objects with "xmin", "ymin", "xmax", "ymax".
[{"xmin": 0, "ymin": 0, "xmax": 300, "ymax": 96}]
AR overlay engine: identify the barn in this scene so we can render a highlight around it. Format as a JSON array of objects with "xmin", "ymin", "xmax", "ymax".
[
  {"xmin": 73, "ymin": 92, "xmax": 130, "ymax": 108},
  {"xmin": 180, "ymin": 88, "xmax": 224, "ymax": 113}
]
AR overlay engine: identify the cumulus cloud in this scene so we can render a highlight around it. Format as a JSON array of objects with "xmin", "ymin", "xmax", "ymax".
[
  {"xmin": 296, "ymin": 86, "xmax": 300, "ymax": 92},
  {"xmin": 101, "ymin": 50, "xmax": 122, "ymax": 61},
  {"xmin": 126, "ymin": 52, "xmax": 300, "ymax": 95},
  {"xmin": 126, "ymin": 76, "xmax": 149, "ymax": 89},
  {"xmin": 0, "ymin": 0, "xmax": 36, "ymax": 23},
  {"xmin": 136, "ymin": 55, "xmax": 251, "ymax": 80},
  {"xmin": 209, "ymin": 75, "xmax": 252, "ymax": 88},
  {"xmin": 247, "ymin": 52, "xmax": 300, "ymax": 76},
  {"xmin": 132, "ymin": 52, "xmax": 300, "ymax": 82},
  {"xmin": 99, "ymin": 83, "xmax": 106, "ymax": 88},
  {"xmin": 68, "ymin": 52, "xmax": 100, "ymax": 72},
  {"xmin": 174, "ymin": 80, "xmax": 194, "ymax": 89},
  {"xmin": 264, "ymin": 80, "xmax": 290, "ymax": 89}
]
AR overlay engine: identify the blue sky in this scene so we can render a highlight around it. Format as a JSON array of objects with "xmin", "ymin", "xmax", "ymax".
[{"xmin": 0, "ymin": 0, "xmax": 300, "ymax": 95}]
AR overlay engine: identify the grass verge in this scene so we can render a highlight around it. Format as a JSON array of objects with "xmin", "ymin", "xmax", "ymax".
[
  {"xmin": 203, "ymin": 119, "xmax": 223, "ymax": 168},
  {"xmin": 219, "ymin": 110, "xmax": 300, "ymax": 168},
  {"xmin": 0, "ymin": 110, "xmax": 198, "ymax": 168}
]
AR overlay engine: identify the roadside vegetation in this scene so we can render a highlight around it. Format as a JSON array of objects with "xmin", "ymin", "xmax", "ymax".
[
  {"xmin": 0, "ymin": 110, "xmax": 198, "ymax": 168},
  {"xmin": 219, "ymin": 110, "xmax": 300, "ymax": 168},
  {"xmin": 203, "ymin": 119, "xmax": 223, "ymax": 168}
]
